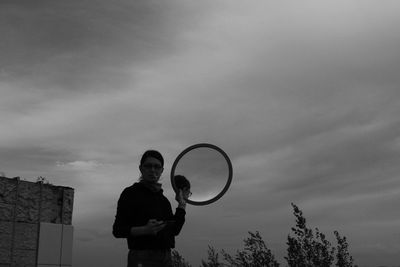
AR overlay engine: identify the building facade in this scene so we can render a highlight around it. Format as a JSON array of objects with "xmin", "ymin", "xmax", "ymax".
[{"xmin": 0, "ymin": 176, "xmax": 74, "ymax": 267}]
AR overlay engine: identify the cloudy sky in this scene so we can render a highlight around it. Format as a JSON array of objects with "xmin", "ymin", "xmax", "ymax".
[{"xmin": 1, "ymin": 0, "xmax": 400, "ymax": 266}]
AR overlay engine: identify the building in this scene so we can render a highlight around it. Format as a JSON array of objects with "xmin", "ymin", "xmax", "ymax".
[{"xmin": 0, "ymin": 176, "xmax": 74, "ymax": 267}]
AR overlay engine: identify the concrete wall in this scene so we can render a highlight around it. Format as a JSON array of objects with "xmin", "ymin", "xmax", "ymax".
[{"xmin": 0, "ymin": 177, "xmax": 74, "ymax": 267}]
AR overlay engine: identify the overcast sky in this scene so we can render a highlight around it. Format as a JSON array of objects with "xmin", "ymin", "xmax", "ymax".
[{"xmin": 1, "ymin": 0, "xmax": 400, "ymax": 266}]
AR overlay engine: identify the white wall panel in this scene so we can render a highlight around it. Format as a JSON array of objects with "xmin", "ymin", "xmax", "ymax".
[
  {"xmin": 61, "ymin": 225, "xmax": 74, "ymax": 266},
  {"xmin": 37, "ymin": 222, "xmax": 62, "ymax": 265}
]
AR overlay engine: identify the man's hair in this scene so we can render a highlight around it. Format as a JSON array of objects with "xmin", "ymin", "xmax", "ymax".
[
  {"xmin": 140, "ymin": 150, "xmax": 164, "ymax": 167},
  {"xmin": 174, "ymin": 175, "xmax": 191, "ymax": 189}
]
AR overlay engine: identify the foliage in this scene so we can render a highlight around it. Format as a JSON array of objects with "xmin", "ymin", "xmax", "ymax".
[
  {"xmin": 36, "ymin": 176, "xmax": 50, "ymax": 184},
  {"xmin": 222, "ymin": 231, "xmax": 280, "ymax": 267},
  {"xmin": 172, "ymin": 249, "xmax": 192, "ymax": 267},
  {"xmin": 200, "ymin": 232, "xmax": 279, "ymax": 267},
  {"xmin": 334, "ymin": 231, "xmax": 356, "ymax": 267},
  {"xmin": 285, "ymin": 203, "xmax": 357, "ymax": 267},
  {"xmin": 176, "ymin": 203, "xmax": 357, "ymax": 267},
  {"xmin": 201, "ymin": 245, "xmax": 224, "ymax": 267},
  {"xmin": 285, "ymin": 202, "xmax": 334, "ymax": 266}
]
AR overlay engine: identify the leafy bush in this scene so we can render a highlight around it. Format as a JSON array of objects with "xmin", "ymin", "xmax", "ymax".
[
  {"xmin": 199, "ymin": 231, "xmax": 279, "ymax": 267},
  {"xmin": 222, "ymin": 231, "xmax": 280, "ymax": 267},
  {"xmin": 334, "ymin": 231, "xmax": 356, "ymax": 267},
  {"xmin": 173, "ymin": 203, "xmax": 357, "ymax": 267},
  {"xmin": 172, "ymin": 249, "xmax": 192, "ymax": 267},
  {"xmin": 285, "ymin": 203, "xmax": 335, "ymax": 266},
  {"xmin": 201, "ymin": 246, "xmax": 224, "ymax": 267}
]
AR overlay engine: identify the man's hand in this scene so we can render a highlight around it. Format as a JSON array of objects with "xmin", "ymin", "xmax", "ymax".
[
  {"xmin": 144, "ymin": 219, "xmax": 166, "ymax": 235},
  {"xmin": 176, "ymin": 189, "xmax": 190, "ymax": 209}
]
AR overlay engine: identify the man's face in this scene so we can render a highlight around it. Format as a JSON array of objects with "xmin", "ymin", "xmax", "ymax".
[
  {"xmin": 182, "ymin": 187, "xmax": 192, "ymax": 200},
  {"xmin": 140, "ymin": 157, "xmax": 164, "ymax": 183}
]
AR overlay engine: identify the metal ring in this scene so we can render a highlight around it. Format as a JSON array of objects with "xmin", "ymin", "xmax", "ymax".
[{"xmin": 170, "ymin": 143, "xmax": 233, "ymax": 206}]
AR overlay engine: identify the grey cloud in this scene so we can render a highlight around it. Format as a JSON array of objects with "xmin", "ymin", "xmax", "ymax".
[
  {"xmin": 0, "ymin": 0, "xmax": 214, "ymax": 91},
  {"xmin": 0, "ymin": 146, "xmax": 73, "ymax": 173},
  {"xmin": 275, "ymin": 119, "xmax": 400, "ymax": 194},
  {"xmin": 0, "ymin": 145, "xmax": 106, "ymax": 188},
  {"xmin": 2, "ymin": 1, "xmax": 400, "ymax": 266}
]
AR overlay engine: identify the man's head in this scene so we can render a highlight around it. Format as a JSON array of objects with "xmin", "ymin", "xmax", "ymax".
[
  {"xmin": 139, "ymin": 150, "xmax": 164, "ymax": 183},
  {"xmin": 140, "ymin": 150, "xmax": 164, "ymax": 167}
]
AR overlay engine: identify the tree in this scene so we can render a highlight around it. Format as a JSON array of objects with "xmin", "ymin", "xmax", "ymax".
[
  {"xmin": 178, "ymin": 203, "xmax": 357, "ymax": 267},
  {"xmin": 285, "ymin": 203, "xmax": 335, "ymax": 267},
  {"xmin": 222, "ymin": 231, "xmax": 280, "ymax": 267},
  {"xmin": 172, "ymin": 249, "xmax": 192, "ymax": 267},
  {"xmin": 201, "ymin": 245, "xmax": 225, "ymax": 267},
  {"xmin": 334, "ymin": 231, "xmax": 357, "ymax": 267},
  {"xmin": 285, "ymin": 203, "xmax": 358, "ymax": 267}
]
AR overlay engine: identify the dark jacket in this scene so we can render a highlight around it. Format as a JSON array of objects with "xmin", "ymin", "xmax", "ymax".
[{"xmin": 112, "ymin": 182, "xmax": 186, "ymax": 249}]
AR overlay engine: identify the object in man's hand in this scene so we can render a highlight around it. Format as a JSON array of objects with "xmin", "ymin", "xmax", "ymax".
[{"xmin": 174, "ymin": 175, "xmax": 190, "ymax": 190}]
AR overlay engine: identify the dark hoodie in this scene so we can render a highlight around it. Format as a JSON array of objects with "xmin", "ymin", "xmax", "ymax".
[{"xmin": 112, "ymin": 182, "xmax": 186, "ymax": 249}]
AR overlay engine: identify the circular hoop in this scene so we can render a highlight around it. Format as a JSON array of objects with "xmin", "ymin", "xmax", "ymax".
[{"xmin": 170, "ymin": 143, "xmax": 233, "ymax": 206}]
